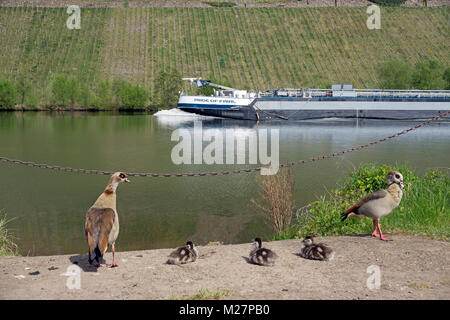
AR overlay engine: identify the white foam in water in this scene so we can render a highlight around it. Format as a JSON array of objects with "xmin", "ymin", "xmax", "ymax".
[{"xmin": 154, "ymin": 108, "xmax": 212, "ymax": 118}]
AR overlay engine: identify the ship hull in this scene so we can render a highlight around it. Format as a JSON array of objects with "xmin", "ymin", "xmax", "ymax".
[{"xmin": 178, "ymin": 96, "xmax": 450, "ymax": 121}]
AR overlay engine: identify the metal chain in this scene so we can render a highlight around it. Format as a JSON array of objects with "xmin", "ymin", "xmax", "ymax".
[{"xmin": 1, "ymin": 111, "xmax": 449, "ymax": 178}]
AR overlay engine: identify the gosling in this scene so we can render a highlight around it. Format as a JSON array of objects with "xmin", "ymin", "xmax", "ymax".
[
  {"xmin": 249, "ymin": 238, "xmax": 278, "ymax": 266},
  {"xmin": 299, "ymin": 236, "xmax": 335, "ymax": 261},
  {"xmin": 167, "ymin": 241, "xmax": 198, "ymax": 265}
]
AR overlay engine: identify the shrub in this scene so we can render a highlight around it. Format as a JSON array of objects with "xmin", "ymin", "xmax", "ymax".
[
  {"xmin": 153, "ymin": 69, "xmax": 182, "ymax": 108},
  {"xmin": 24, "ymin": 88, "xmax": 40, "ymax": 109},
  {"xmin": 0, "ymin": 78, "xmax": 17, "ymax": 110},
  {"xmin": 252, "ymin": 168, "xmax": 295, "ymax": 236},
  {"xmin": 51, "ymin": 74, "xmax": 79, "ymax": 108},
  {"xmin": 0, "ymin": 215, "xmax": 18, "ymax": 256},
  {"xmin": 95, "ymin": 79, "xmax": 115, "ymax": 109},
  {"xmin": 15, "ymin": 77, "xmax": 33, "ymax": 105},
  {"xmin": 411, "ymin": 59, "xmax": 446, "ymax": 90},
  {"xmin": 378, "ymin": 59, "xmax": 413, "ymax": 89},
  {"xmin": 116, "ymin": 81, "xmax": 148, "ymax": 110},
  {"xmin": 287, "ymin": 163, "xmax": 449, "ymax": 240},
  {"xmin": 443, "ymin": 67, "xmax": 450, "ymax": 90},
  {"xmin": 79, "ymin": 83, "xmax": 98, "ymax": 110}
]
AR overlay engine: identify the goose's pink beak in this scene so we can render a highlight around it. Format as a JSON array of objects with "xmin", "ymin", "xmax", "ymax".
[{"xmin": 124, "ymin": 178, "xmax": 131, "ymax": 183}]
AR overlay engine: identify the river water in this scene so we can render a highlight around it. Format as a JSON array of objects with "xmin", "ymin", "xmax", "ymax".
[{"xmin": 0, "ymin": 111, "xmax": 449, "ymax": 256}]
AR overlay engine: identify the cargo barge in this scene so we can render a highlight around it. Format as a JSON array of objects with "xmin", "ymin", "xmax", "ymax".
[{"xmin": 177, "ymin": 80, "xmax": 450, "ymax": 121}]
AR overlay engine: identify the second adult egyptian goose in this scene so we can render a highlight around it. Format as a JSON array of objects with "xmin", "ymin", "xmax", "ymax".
[
  {"xmin": 84, "ymin": 172, "xmax": 130, "ymax": 267},
  {"xmin": 341, "ymin": 170, "xmax": 404, "ymax": 241}
]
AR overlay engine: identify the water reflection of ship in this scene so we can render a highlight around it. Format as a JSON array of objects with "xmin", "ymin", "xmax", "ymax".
[{"xmin": 155, "ymin": 109, "xmax": 450, "ymax": 141}]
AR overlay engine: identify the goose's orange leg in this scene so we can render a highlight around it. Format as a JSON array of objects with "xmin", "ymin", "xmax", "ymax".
[
  {"xmin": 110, "ymin": 244, "xmax": 118, "ymax": 268},
  {"xmin": 371, "ymin": 219, "xmax": 380, "ymax": 238},
  {"xmin": 376, "ymin": 220, "xmax": 392, "ymax": 241}
]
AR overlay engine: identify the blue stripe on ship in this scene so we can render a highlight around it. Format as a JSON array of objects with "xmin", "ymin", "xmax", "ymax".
[{"xmin": 178, "ymin": 103, "xmax": 241, "ymax": 110}]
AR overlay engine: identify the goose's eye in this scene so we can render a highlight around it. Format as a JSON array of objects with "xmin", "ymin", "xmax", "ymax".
[
  {"xmin": 395, "ymin": 174, "xmax": 400, "ymax": 179},
  {"xmin": 119, "ymin": 173, "xmax": 125, "ymax": 179}
]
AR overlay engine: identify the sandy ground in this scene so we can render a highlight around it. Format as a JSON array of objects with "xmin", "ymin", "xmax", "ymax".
[{"xmin": 0, "ymin": 235, "xmax": 449, "ymax": 300}]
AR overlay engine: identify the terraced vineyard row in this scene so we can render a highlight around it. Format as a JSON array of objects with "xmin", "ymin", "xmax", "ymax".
[
  {"xmin": 0, "ymin": 7, "xmax": 111, "ymax": 100},
  {"xmin": 0, "ymin": 7, "xmax": 448, "ymax": 98}
]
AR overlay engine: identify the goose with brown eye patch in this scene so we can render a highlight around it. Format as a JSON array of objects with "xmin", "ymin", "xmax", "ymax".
[
  {"xmin": 84, "ymin": 172, "xmax": 131, "ymax": 268},
  {"xmin": 341, "ymin": 170, "xmax": 404, "ymax": 241},
  {"xmin": 118, "ymin": 173, "xmax": 130, "ymax": 183},
  {"xmin": 167, "ymin": 241, "xmax": 198, "ymax": 265}
]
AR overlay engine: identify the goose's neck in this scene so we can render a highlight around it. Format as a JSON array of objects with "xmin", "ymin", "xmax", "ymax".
[
  {"xmin": 91, "ymin": 182, "xmax": 118, "ymax": 211},
  {"xmin": 105, "ymin": 180, "xmax": 119, "ymax": 193},
  {"xmin": 387, "ymin": 183, "xmax": 403, "ymax": 203}
]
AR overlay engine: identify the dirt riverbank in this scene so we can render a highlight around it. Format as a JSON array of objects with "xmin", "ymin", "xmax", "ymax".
[{"xmin": 0, "ymin": 235, "xmax": 449, "ymax": 299}]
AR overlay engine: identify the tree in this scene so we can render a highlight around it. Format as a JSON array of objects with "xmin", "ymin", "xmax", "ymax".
[
  {"xmin": 378, "ymin": 59, "xmax": 412, "ymax": 89},
  {"xmin": 16, "ymin": 77, "xmax": 32, "ymax": 105},
  {"xmin": 411, "ymin": 60, "xmax": 445, "ymax": 90},
  {"xmin": 442, "ymin": 67, "xmax": 450, "ymax": 90},
  {"xmin": 51, "ymin": 74, "xmax": 79, "ymax": 108},
  {"xmin": 95, "ymin": 79, "xmax": 114, "ymax": 109},
  {"xmin": 115, "ymin": 81, "xmax": 148, "ymax": 110},
  {"xmin": 0, "ymin": 78, "xmax": 16, "ymax": 109},
  {"xmin": 79, "ymin": 83, "xmax": 97, "ymax": 109},
  {"xmin": 153, "ymin": 68, "xmax": 182, "ymax": 108}
]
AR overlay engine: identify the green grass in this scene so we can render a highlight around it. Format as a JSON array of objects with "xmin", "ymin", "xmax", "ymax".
[
  {"xmin": 0, "ymin": 7, "xmax": 448, "ymax": 101},
  {"xmin": 275, "ymin": 163, "xmax": 450, "ymax": 241},
  {"xmin": 0, "ymin": 214, "xmax": 19, "ymax": 256},
  {"xmin": 168, "ymin": 288, "xmax": 232, "ymax": 300}
]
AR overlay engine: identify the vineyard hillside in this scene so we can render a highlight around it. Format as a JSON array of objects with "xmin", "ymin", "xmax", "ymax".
[{"xmin": 0, "ymin": 6, "xmax": 448, "ymax": 98}]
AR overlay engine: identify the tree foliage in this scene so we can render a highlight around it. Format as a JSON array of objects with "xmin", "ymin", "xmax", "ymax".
[
  {"xmin": 378, "ymin": 59, "xmax": 413, "ymax": 89},
  {"xmin": 378, "ymin": 59, "xmax": 448, "ymax": 90},
  {"xmin": 411, "ymin": 60, "xmax": 446, "ymax": 90},
  {"xmin": 153, "ymin": 69, "xmax": 182, "ymax": 108},
  {"xmin": 51, "ymin": 74, "xmax": 79, "ymax": 108},
  {"xmin": 0, "ymin": 78, "xmax": 16, "ymax": 110},
  {"xmin": 115, "ymin": 81, "xmax": 148, "ymax": 110}
]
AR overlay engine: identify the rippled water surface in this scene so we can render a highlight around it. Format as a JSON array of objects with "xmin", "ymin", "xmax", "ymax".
[{"xmin": 0, "ymin": 111, "xmax": 449, "ymax": 255}]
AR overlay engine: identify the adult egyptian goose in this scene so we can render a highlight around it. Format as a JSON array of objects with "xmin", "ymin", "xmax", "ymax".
[
  {"xmin": 341, "ymin": 171, "xmax": 404, "ymax": 241},
  {"xmin": 249, "ymin": 238, "xmax": 278, "ymax": 266},
  {"xmin": 299, "ymin": 236, "xmax": 335, "ymax": 261},
  {"xmin": 84, "ymin": 172, "xmax": 130, "ymax": 267},
  {"xmin": 167, "ymin": 241, "xmax": 199, "ymax": 265}
]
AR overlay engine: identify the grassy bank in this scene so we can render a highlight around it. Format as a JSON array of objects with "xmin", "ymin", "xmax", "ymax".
[
  {"xmin": 0, "ymin": 6, "xmax": 448, "ymax": 104},
  {"xmin": 275, "ymin": 163, "xmax": 449, "ymax": 241},
  {"xmin": 0, "ymin": 215, "xmax": 18, "ymax": 256}
]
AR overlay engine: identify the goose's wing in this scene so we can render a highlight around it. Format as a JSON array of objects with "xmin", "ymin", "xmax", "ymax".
[
  {"xmin": 344, "ymin": 190, "xmax": 388, "ymax": 215},
  {"xmin": 84, "ymin": 207, "xmax": 115, "ymax": 253}
]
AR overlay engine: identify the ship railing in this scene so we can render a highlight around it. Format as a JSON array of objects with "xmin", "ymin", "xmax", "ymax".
[
  {"xmin": 355, "ymin": 89, "xmax": 450, "ymax": 98},
  {"xmin": 255, "ymin": 88, "xmax": 450, "ymax": 98}
]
